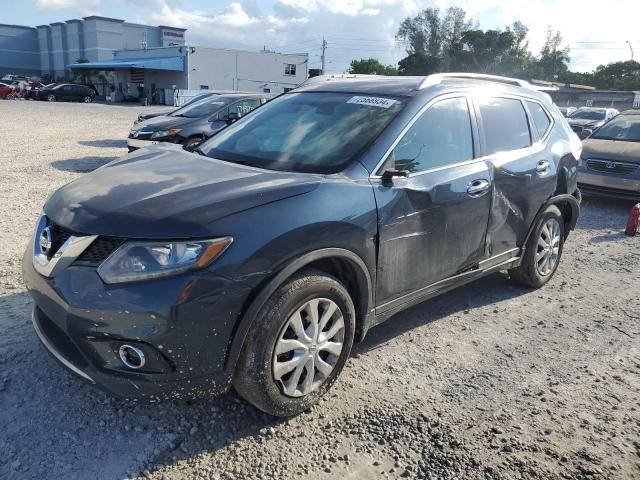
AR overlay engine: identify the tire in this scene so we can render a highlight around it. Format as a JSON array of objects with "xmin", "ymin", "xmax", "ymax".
[
  {"xmin": 5, "ymin": 93, "xmax": 15, "ymax": 100},
  {"xmin": 47, "ymin": 94, "xmax": 56, "ymax": 102},
  {"xmin": 182, "ymin": 136, "xmax": 204, "ymax": 151},
  {"xmin": 233, "ymin": 269, "xmax": 356, "ymax": 417},
  {"xmin": 509, "ymin": 205, "xmax": 565, "ymax": 288},
  {"xmin": 83, "ymin": 95, "xmax": 93, "ymax": 103}
]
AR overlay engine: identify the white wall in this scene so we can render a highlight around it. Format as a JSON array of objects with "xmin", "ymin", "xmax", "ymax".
[{"xmin": 188, "ymin": 47, "xmax": 308, "ymax": 94}]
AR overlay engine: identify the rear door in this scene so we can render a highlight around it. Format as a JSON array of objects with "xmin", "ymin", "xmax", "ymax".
[
  {"xmin": 473, "ymin": 95, "xmax": 556, "ymax": 256},
  {"xmin": 373, "ymin": 95, "xmax": 492, "ymax": 306}
]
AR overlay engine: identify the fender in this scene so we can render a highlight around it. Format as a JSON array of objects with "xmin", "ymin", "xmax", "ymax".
[
  {"xmin": 223, "ymin": 248, "xmax": 374, "ymax": 377},
  {"xmin": 523, "ymin": 193, "xmax": 580, "ymax": 247}
]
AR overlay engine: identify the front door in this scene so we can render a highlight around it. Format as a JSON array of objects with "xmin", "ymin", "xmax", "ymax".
[{"xmin": 373, "ymin": 95, "xmax": 492, "ymax": 307}]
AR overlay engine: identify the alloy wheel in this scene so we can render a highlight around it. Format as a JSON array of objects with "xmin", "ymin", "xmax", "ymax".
[
  {"xmin": 273, "ymin": 298, "xmax": 345, "ymax": 398},
  {"xmin": 47, "ymin": 94, "xmax": 56, "ymax": 102},
  {"xmin": 84, "ymin": 96, "xmax": 92, "ymax": 103},
  {"xmin": 536, "ymin": 218, "xmax": 561, "ymax": 276}
]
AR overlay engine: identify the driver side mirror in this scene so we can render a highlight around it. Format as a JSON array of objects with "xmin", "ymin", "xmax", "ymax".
[
  {"xmin": 224, "ymin": 112, "xmax": 241, "ymax": 124},
  {"xmin": 582, "ymin": 128, "xmax": 593, "ymax": 138}
]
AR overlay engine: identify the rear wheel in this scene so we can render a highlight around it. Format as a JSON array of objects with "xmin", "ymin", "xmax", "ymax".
[
  {"xmin": 509, "ymin": 205, "xmax": 564, "ymax": 288},
  {"xmin": 233, "ymin": 269, "xmax": 355, "ymax": 417},
  {"xmin": 47, "ymin": 94, "xmax": 56, "ymax": 102}
]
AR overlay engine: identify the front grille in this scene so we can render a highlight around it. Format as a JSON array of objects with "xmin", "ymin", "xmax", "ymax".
[
  {"xmin": 44, "ymin": 217, "xmax": 125, "ymax": 265},
  {"xmin": 129, "ymin": 131, "xmax": 154, "ymax": 140},
  {"xmin": 48, "ymin": 221, "xmax": 72, "ymax": 254},
  {"xmin": 77, "ymin": 236, "xmax": 126, "ymax": 264},
  {"xmin": 586, "ymin": 159, "xmax": 638, "ymax": 175}
]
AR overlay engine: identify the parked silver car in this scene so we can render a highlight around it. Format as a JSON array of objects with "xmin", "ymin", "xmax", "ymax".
[
  {"xmin": 567, "ymin": 107, "xmax": 619, "ymax": 138},
  {"xmin": 578, "ymin": 109, "xmax": 640, "ymax": 200}
]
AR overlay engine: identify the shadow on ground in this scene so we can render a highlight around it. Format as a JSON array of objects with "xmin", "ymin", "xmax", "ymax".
[
  {"xmin": 78, "ymin": 139, "xmax": 128, "ymax": 149},
  {"xmin": 50, "ymin": 156, "xmax": 117, "ymax": 173}
]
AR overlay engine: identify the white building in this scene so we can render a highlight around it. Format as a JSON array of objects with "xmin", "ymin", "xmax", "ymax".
[{"xmin": 70, "ymin": 45, "xmax": 309, "ymax": 104}]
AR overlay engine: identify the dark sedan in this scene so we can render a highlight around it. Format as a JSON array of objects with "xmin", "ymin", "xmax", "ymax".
[
  {"xmin": 37, "ymin": 83, "xmax": 96, "ymax": 103},
  {"xmin": 127, "ymin": 93, "xmax": 268, "ymax": 151},
  {"xmin": 578, "ymin": 109, "xmax": 640, "ymax": 200}
]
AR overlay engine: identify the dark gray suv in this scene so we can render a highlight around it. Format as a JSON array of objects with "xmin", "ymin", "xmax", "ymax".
[{"xmin": 23, "ymin": 73, "xmax": 581, "ymax": 416}]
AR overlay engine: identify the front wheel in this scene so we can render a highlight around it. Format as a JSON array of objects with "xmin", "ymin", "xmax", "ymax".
[
  {"xmin": 5, "ymin": 93, "xmax": 15, "ymax": 100},
  {"xmin": 83, "ymin": 95, "xmax": 93, "ymax": 103},
  {"xmin": 233, "ymin": 269, "xmax": 355, "ymax": 417},
  {"xmin": 47, "ymin": 94, "xmax": 56, "ymax": 102},
  {"xmin": 182, "ymin": 136, "xmax": 204, "ymax": 151},
  {"xmin": 509, "ymin": 205, "xmax": 565, "ymax": 288}
]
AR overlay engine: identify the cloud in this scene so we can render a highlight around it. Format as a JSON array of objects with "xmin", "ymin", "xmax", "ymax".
[{"xmin": 36, "ymin": 0, "xmax": 99, "ymax": 9}]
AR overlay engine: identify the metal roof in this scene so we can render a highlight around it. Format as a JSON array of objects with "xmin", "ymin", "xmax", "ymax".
[{"xmin": 68, "ymin": 56, "xmax": 185, "ymax": 72}]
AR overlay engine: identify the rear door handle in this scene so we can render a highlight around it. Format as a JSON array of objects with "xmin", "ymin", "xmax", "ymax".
[
  {"xmin": 536, "ymin": 160, "xmax": 551, "ymax": 175},
  {"xmin": 467, "ymin": 179, "xmax": 490, "ymax": 196}
]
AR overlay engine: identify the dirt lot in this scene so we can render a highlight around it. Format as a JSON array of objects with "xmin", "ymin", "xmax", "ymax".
[{"xmin": 0, "ymin": 101, "xmax": 638, "ymax": 480}]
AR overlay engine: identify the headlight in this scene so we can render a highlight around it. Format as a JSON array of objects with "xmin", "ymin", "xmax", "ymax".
[
  {"xmin": 151, "ymin": 128, "xmax": 181, "ymax": 139},
  {"xmin": 97, "ymin": 237, "xmax": 232, "ymax": 284}
]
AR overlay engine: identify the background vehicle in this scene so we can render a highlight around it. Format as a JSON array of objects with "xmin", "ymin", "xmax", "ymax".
[
  {"xmin": 133, "ymin": 91, "xmax": 260, "ymax": 124},
  {"xmin": 24, "ymin": 74, "xmax": 580, "ymax": 417},
  {"xmin": 567, "ymin": 107, "xmax": 618, "ymax": 138},
  {"xmin": 558, "ymin": 106, "xmax": 577, "ymax": 117},
  {"xmin": 36, "ymin": 83, "xmax": 96, "ymax": 103},
  {"xmin": 127, "ymin": 93, "xmax": 268, "ymax": 151},
  {"xmin": 578, "ymin": 109, "xmax": 640, "ymax": 200},
  {"xmin": 0, "ymin": 82, "xmax": 17, "ymax": 99}
]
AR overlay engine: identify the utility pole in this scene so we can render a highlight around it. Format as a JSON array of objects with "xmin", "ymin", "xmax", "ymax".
[
  {"xmin": 627, "ymin": 41, "xmax": 634, "ymax": 61},
  {"xmin": 321, "ymin": 38, "xmax": 327, "ymax": 74}
]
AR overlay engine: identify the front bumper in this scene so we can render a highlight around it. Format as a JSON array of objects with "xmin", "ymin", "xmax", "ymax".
[
  {"xmin": 127, "ymin": 138, "xmax": 160, "ymax": 150},
  {"xmin": 23, "ymin": 244, "xmax": 252, "ymax": 400},
  {"xmin": 578, "ymin": 163, "xmax": 640, "ymax": 201}
]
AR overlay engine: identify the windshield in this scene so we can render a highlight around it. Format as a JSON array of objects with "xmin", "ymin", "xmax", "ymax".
[
  {"xmin": 569, "ymin": 110, "xmax": 605, "ymax": 120},
  {"xmin": 591, "ymin": 116, "xmax": 640, "ymax": 141},
  {"xmin": 170, "ymin": 96, "xmax": 234, "ymax": 118},
  {"xmin": 198, "ymin": 92, "xmax": 406, "ymax": 174}
]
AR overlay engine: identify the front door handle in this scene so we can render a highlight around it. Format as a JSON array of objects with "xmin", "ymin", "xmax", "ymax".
[
  {"xmin": 536, "ymin": 160, "xmax": 551, "ymax": 175},
  {"xmin": 467, "ymin": 179, "xmax": 490, "ymax": 196}
]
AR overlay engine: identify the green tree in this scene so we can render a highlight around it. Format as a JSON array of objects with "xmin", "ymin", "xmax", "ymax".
[
  {"xmin": 456, "ymin": 29, "xmax": 518, "ymax": 73},
  {"xmin": 398, "ymin": 52, "xmax": 441, "ymax": 75},
  {"xmin": 537, "ymin": 27, "xmax": 570, "ymax": 80},
  {"xmin": 348, "ymin": 58, "xmax": 397, "ymax": 75},
  {"xmin": 396, "ymin": 6, "xmax": 473, "ymax": 71},
  {"xmin": 591, "ymin": 60, "xmax": 640, "ymax": 89}
]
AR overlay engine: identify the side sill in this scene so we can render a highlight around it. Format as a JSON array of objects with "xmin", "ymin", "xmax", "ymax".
[{"xmin": 372, "ymin": 252, "xmax": 521, "ymax": 327}]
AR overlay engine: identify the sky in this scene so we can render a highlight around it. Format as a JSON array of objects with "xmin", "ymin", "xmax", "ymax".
[{"xmin": 9, "ymin": 0, "xmax": 640, "ymax": 74}]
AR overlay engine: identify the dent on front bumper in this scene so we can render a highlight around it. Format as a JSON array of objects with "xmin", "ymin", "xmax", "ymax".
[{"xmin": 22, "ymin": 245, "xmax": 252, "ymax": 401}]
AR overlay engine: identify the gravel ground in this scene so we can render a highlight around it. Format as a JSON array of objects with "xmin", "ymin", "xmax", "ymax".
[{"xmin": 0, "ymin": 100, "xmax": 638, "ymax": 480}]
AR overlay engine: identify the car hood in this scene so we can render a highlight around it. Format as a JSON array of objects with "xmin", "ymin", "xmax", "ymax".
[
  {"xmin": 581, "ymin": 138, "xmax": 640, "ymax": 164},
  {"xmin": 45, "ymin": 145, "xmax": 321, "ymax": 238},
  {"xmin": 568, "ymin": 118, "xmax": 604, "ymax": 127},
  {"xmin": 135, "ymin": 115, "xmax": 197, "ymax": 131}
]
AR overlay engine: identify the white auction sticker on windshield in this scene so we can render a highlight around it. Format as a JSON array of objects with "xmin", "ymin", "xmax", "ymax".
[{"xmin": 347, "ymin": 96, "xmax": 398, "ymax": 109}]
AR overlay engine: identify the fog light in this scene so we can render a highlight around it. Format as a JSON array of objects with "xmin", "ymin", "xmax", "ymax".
[{"xmin": 118, "ymin": 344, "xmax": 146, "ymax": 369}]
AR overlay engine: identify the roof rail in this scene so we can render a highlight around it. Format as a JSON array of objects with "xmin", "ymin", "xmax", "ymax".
[
  {"xmin": 301, "ymin": 73, "xmax": 404, "ymax": 86},
  {"xmin": 420, "ymin": 73, "xmax": 532, "ymax": 90}
]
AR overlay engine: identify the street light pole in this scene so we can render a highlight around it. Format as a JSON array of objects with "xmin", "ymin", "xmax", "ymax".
[{"xmin": 627, "ymin": 41, "xmax": 634, "ymax": 61}]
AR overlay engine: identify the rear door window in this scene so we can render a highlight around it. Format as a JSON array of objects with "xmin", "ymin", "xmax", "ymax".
[
  {"xmin": 477, "ymin": 97, "xmax": 531, "ymax": 155},
  {"xmin": 525, "ymin": 101, "xmax": 552, "ymax": 139},
  {"xmin": 230, "ymin": 99, "xmax": 261, "ymax": 116}
]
